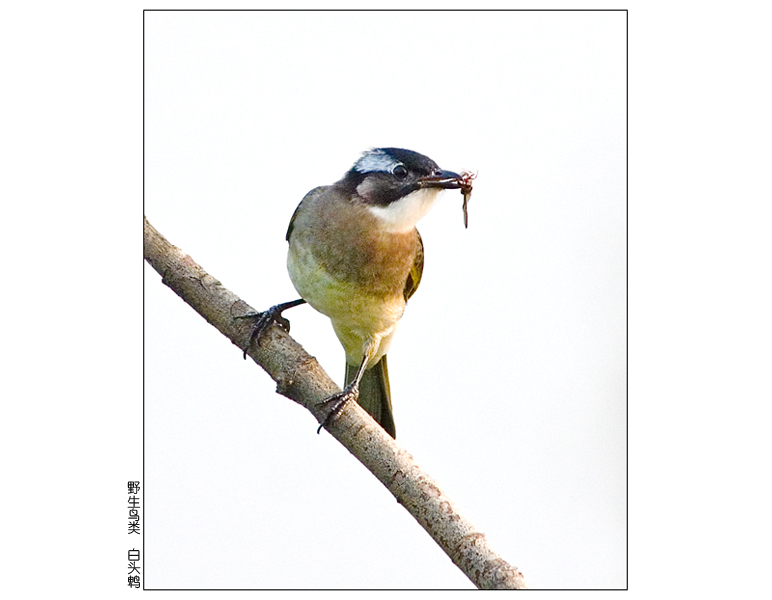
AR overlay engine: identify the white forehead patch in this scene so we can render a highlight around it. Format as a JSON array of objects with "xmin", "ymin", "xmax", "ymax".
[
  {"xmin": 366, "ymin": 187, "xmax": 441, "ymax": 233},
  {"xmin": 354, "ymin": 149, "xmax": 400, "ymax": 174}
]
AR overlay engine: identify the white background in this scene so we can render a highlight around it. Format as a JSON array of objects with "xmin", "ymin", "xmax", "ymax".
[
  {"xmin": 3, "ymin": 1, "xmax": 771, "ymax": 598},
  {"xmin": 144, "ymin": 10, "xmax": 624, "ymax": 589}
]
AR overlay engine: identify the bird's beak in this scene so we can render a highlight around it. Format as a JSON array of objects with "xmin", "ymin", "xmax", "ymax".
[{"xmin": 418, "ymin": 170, "xmax": 464, "ymax": 190}]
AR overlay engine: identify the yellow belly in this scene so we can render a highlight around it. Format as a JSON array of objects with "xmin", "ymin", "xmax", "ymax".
[{"xmin": 287, "ymin": 239, "xmax": 405, "ymax": 366}]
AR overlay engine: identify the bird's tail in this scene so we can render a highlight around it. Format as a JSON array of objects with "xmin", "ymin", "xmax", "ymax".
[{"xmin": 346, "ymin": 355, "xmax": 396, "ymax": 438}]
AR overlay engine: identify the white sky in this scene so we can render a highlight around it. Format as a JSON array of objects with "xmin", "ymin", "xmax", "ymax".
[
  {"xmin": 4, "ymin": 2, "xmax": 772, "ymax": 597},
  {"xmin": 144, "ymin": 10, "xmax": 625, "ymax": 589}
]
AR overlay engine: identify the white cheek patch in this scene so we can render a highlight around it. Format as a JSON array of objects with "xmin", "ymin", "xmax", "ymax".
[{"xmin": 366, "ymin": 188, "xmax": 441, "ymax": 233}]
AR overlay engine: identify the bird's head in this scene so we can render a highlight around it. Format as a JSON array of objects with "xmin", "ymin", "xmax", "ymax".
[{"xmin": 338, "ymin": 147, "xmax": 466, "ymax": 233}]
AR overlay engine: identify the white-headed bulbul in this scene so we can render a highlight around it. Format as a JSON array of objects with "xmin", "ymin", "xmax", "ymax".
[{"xmin": 247, "ymin": 148, "xmax": 469, "ymax": 438}]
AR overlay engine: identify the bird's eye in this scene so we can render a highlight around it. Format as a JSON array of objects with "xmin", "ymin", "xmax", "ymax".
[{"xmin": 392, "ymin": 164, "xmax": 408, "ymax": 179}]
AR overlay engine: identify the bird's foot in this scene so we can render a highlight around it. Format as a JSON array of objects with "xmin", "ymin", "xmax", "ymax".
[
  {"xmin": 239, "ymin": 299, "xmax": 305, "ymax": 359},
  {"xmin": 316, "ymin": 384, "xmax": 359, "ymax": 434}
]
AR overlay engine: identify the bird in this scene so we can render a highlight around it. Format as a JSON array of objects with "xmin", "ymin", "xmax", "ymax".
[{"xmin": 247, "ymin": 148, "xmax": 468, "ymax": 438}]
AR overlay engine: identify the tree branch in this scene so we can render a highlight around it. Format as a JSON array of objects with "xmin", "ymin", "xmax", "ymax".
[{"xmin": 143, "ymin": 216, "xmax": 528, "ymax": 590}]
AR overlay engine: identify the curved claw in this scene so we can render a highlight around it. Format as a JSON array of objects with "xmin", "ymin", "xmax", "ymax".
[
  {"xmin": 240, "ymin": 299, "xmax": 306, "ymax": 359},
  {"xmin": 242, "ymin": 311, "xmax": 276, "ymax": 359},
  {"xmin": 316, "ymin": 385, "xmax": 359, "ymax": 434}
]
